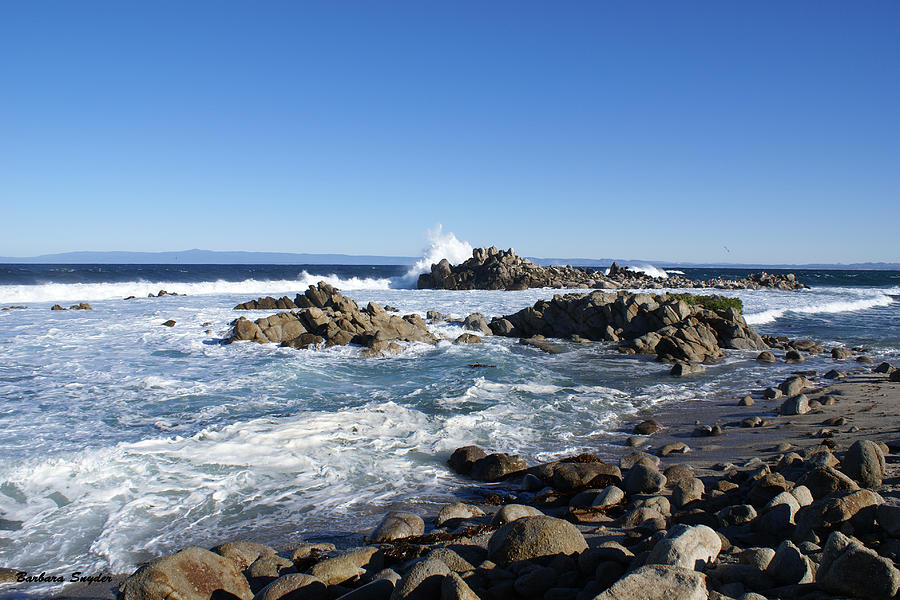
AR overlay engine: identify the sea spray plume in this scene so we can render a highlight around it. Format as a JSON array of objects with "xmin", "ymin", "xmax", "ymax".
[{"xmin": 394, "ymin": 225, "xmax": 473, "ymax": 288}]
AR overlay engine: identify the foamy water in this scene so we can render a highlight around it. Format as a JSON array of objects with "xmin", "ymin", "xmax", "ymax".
[{"xmin": 1, "ymin": 255, "xmax": 899, "ymax": 587}]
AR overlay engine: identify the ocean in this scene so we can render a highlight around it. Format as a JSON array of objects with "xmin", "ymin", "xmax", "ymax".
[{"xmin": 0, "ymin": 260, "xmax": 899, "ymax": 585}]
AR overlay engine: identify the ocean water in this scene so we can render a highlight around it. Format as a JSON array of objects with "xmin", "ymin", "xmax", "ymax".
[{"xmin": 0, "ymin": 260, "xmax": 898, "ymax": 588}]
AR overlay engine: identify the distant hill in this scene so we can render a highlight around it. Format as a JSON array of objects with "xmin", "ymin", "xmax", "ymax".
[
  {"xmin": 0, "ymin": 249, "xmax": 418, "ymax": 265},
  {"xmin": 0, "ymin": 249, "xmax": 897, "ymax": 269}
]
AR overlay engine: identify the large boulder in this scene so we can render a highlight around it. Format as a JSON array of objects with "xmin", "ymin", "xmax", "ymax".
[
  {"xmin": 390, "ymin": 558, "xmax": 449, "ymax": 600},
  {"xmin": 487, "ymin": 516, "xmax": 588, "ymax": 565},
  {"xmin": 470, "ymin": 453, "xmax": 526, "ymax": 482},
  {"xmin": 592, "ymin": 565, "xmax": 707, "ymax": 600},
  {"xmin": 818, "ymin": 531, "xmax": 900, "ymax": 599},
  {"xmin": 645, "ymin": 524, "xmax": 721, "ymax": 571},
  {"xmin": 370, "ymin": 512, "xmax": 424, "ymax": 542},
  {"xmin": 842, "ymin": 439, "xmax": 886, "ymax": 488},
  {"xmin": 119, "ymin": 547, "xmax": 253, "ymax": 600},
  {"xmin": 623, "ymin": 463, "xmax": 667, "ymax": 494}
]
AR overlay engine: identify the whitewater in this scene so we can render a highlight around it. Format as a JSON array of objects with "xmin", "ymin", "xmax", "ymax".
[{"xmin": 1, "ymin": 236, "xmax": 899, "ymax": 585}]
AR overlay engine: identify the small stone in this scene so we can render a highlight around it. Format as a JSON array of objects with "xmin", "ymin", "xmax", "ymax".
[
  {"xmin": 633, "ymin": 419, "xmax": 661, "ymax": 435},
  {"xmin": 738, "ymin": 396, "xmax": 754, "ymax": 406}
]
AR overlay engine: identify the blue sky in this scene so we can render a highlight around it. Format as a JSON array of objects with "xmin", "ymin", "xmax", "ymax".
[{"xmin": 1, "ymin": 1, "xmax": 898, "ymax": 264}]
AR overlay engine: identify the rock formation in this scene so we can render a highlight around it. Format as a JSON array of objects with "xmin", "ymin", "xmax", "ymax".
[
  {"xmin": 489, "ymin": 290, "xmax": 767, "ymax": 364},
  {"xmin": 417, "ymin": 247, "xmax": 808, "ymax": 291},
  {"xmin": 228, "ymin": 282, "xmax": 437, "ymax": 355}
]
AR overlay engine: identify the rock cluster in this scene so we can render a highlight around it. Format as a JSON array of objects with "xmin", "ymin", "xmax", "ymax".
[
  {"xmin": 228, "ymin": 282, "xmax": 437, "ymax": 354},
  {"xmin": 417, "ymin": 247, "xmax": 807, "ymax": 291},
  {"xmin": 489, "ymin": 291, "xmax": 767, "ymax": 365},
  {"xmin": 117, "ymin": 427, "xmax": 898, "ymax": 600},
  {"xmin": 50, "ymin": 302, "xmax": 92, "ymax": 311}
]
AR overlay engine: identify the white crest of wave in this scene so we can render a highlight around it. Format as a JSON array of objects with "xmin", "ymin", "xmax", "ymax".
[
  {"xmin": 395, "ymin": 225, "xmax": 473, "ymax": 287},
  {"xmin": 0, "ymin": 270, "xmax": 392, "ymax": 303},
  {"xmin": 602, "ymin": 263, "xmax": 669, "ymax": 279},
  {"xmin": 744, "ymin": 293, "xmax": 894, "ymax": 325}
]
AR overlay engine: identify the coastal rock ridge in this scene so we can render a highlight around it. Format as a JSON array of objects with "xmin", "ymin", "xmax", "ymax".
[{"xmin": 417, "ymin": 246, "xmax": 808, "ymax": 291}]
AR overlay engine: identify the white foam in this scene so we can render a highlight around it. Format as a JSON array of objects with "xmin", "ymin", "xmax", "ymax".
[
  {"xmin": 744, "ymin": 293, "xmax": 893, "ymax": 325},
  {"xmin": 0, "ymin": 271, "xmax": 392, "ymax": 303},
  {"xmin": 626, "ymin": 264, "xmax": 669, "ymax": 279},
  {"xmin": 395, "ymin": 225, "xmax": 473, "ymax": 287}
]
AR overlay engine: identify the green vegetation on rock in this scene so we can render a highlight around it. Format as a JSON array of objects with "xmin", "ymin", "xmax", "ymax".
[{"xmin": 665, "ymin": 293, "xmax": 743, "ymax": 312}]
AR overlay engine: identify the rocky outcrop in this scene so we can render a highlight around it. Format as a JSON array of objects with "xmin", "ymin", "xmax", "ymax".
[
  {"xmin": 489, "ymin": 290, "xmax": 767, "ymax": 363},
  {"xmin": 228, "ymin": 282, "xmax": 437, "ymax": 354},
  {"xmin": 417, "ymin": 247, "xmax": 808, "ymax": 291}
]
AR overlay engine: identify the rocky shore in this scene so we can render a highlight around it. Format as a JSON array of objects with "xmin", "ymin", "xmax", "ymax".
[
  {"xmin": 37, "ymin": 363, "xmax": 900, "ymax": 600},
  {"xmin": 417, "ymin": 247, "xmax": 807, "ymax": 292}
]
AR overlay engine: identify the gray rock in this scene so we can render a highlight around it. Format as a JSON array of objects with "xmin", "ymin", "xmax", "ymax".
[
  {"xmin": 437, "ymin": 503, "xmax": 485, "ymax": 527},
  {"xmin": 717, "ymin": 504, "xmax": 757, "ymax": 527},
  {"xmin": 671, "ymin": 362, "xmax": 705, "ymax": 377},
  {"xmin": 448, "ymin": 446, "xmax": 487, "ymax": 475},
  {"xmin": 757, "ymin": 351, "xmax": 776, "ymax": 363},
  {"xmin": 739, "ymin": 547, "xmax": 775, "ymax": 571},
  {"xmin": 371, "ymin": 512, "xmax": 424, "ymax": 542},
  {"xmin": 487, "ymin": 516, "xmax": 588, "ymax": 565},
  {"xmin": 441, "ymin": 572, "xmax": 479, "ymax": 600},
  {"xmin": 780, "ymin": 376, "xmax": 808, "ymax": 396},
  {"xmin": 624, "ymin": 463, "xmax": 667, "ymax": 494},
  {"xmin": 592, "ymin": 485, "xmax": 626, "ymax": 507},
  {"xmin": 454, "ymin": 333, "xmax": 482, "ymax": 344},
  {"xmin": 672, "ymin": 478, "xmax": 704, "ymax": 509},
  {"xmin": 795, "ymin": 488, "xmax": 883, "ymax": 535},
  {"xmin": 658, "ymin": 442, "xmax": 691, "ymax": 457},
  {"xmin": 253, "ymin": 574, "xmax": 327, "ymax": 600},
  {"xmin": 633, "ymin": 419, "xmax": 661, "ymax": 435},
  {"xmin": 818, "ymin": 531, "xmax": 900, "ymax": 599},
  {"xmin": 620, "ymin": 451, "xmax": 660, "ymax": 470},
  {"xmin": 738, "ymin": 395, "xmax": 754, "ymax": 406},
  {"xmin": 766, "ymin": 540, "xmax": 813, "ymax": 585},
  {"xmin": 763, "ymin": 387, "xmax": 783, "ymax": 400},
  {"xmin": 513, "ymin": 565, "xmax": 557, "ymax": 596},
  {"xmin": 645, "ymin": 524, "xmax": 722, "ymax": 571},
  {"xmin": 877, "ymin": 499, "xmax": 900, "ymax": 537},
  {"xmin": 471, "ymin": 453, "xmax": 526, "ymax": 482},
  {"xmin": 212, "ymin": 541, "xmax": 276, "ymax": 570},
  {"xmin": 463, "ymin": 313, "xmax": 493, "ymax": 336},
  {"xmin": 842, "ymin": 439, "xmax": 886, "ymax": 488},
  {"xmin": 119, "ymin": 547, "xmax": 253, "ymax": 600},
  {"xmin": 592, "ymin": 565, "xmax": 707, "ymax": 600},
  {"xmin": 790, "ymin": 485, "xmax": 814, "ymax": 507},
  {"xmin": 426, "ymin": 548, "xmax": 475, "ymax": 573},
  {"xmin": 779, "ymin": 394, "xmax": 809, "ymax": 416},
  {"xmin": 491, "ymin": 504, "xmax": 543, "ymax": 525},
  {"xmin": 390, "ymin": 558, "xmax": 450, "ymax": 600}
]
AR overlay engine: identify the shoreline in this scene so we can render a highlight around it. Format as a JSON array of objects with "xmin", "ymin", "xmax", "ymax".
[{"xmin": 14, "ymin": 362, "xmax": 897, "ymax": 600}]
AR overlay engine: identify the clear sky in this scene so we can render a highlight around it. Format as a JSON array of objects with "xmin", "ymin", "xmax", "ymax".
[{"xmin": 1, "ymin": 1, "xmax": 898, "ymax": 264}]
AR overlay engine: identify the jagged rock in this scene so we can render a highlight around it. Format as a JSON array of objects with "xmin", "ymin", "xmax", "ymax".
[
  {"xmin": 417, "ymin": 247, "xmax": 805, "ymax": 292},
  {"xmin": 119, "ymin": 547, "xmax": 252, "ymax": 600},
  {"xmin": 162, "ymin": 320, "xmax": 176, "ymax": 327},
  {"xmin": 487, "ymin": 516, "xmax": 588, "ymax": 565},
  {"xmin": 228, "ymin": 283, "xmax": 437, "ymax": 353},
  {"xmin": 763, "ymin": 387, "xmax": 783, "ymax": 399},
  {"xmin": 645, "ymin": 524, "xmax": 721, "ymax": 571},
  {"xmin": 780, "ymin": 376, "xmax": 808, "ymax": 397},
  {"xmin": 371, "ymin": 512, "xmax": 424, "ymax": 543},
  {"xmin": 454, "ymin": 333, "xmax": 482, "ymax": 344},
  {"xmin": 487, "ymin": 289, "xmax": 765, "ymax": 364},
  {"xmin": 818, "ymin": 531, "xmax": 900, "ymax": 599},
  {"xmin": 842, "ymin": 439, "xmax": 886, "ymax": 488},
  {"xmin": 671, "ymin": 362, "xmax": 705, "ymax": 377}
]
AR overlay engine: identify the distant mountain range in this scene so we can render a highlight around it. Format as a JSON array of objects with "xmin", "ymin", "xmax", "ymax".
[{"xmin": 0, "ymin": 249, "xmax": 898, "ymax": 270}]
